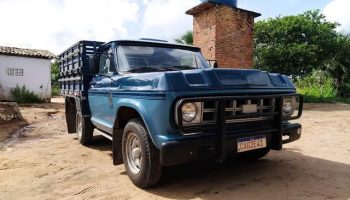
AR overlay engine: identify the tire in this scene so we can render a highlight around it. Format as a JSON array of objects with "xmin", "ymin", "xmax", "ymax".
[
  {"xmin": 122, "ymin": 118, "xmax": 162, "ymax": 188},
  {"xmin": 76, "ymin": 113, "xmax": 94, "ymax": 146},
  {"xmin": 237, "ymin": 148, "xmax": 270, "ymax": 161}
]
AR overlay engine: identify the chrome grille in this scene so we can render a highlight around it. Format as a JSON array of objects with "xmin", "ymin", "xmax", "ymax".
[
  {"xmin": 201, "ymin": 101, "xmax": 218, "ymax": 124},
  {"xmin": 225, "ymin": 98, "xmax": 276, "ymax": 123},
  {"xmin": 177, "ymin": 96, "xmax": 278, "ymax": 131}
]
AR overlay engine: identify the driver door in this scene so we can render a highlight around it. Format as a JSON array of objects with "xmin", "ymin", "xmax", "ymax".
[{"xmin": 89, "ymin": 46, "xmax": 114, "ymax": 132}]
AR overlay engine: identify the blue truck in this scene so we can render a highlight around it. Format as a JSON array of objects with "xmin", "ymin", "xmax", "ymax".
[{"xmin": 59, "ymin": 39, "xmax": 303, "ymax": 188}]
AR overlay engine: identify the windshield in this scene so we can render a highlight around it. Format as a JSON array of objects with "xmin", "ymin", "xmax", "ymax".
[{"xmin": 116, "ymin": 45, "xmax": 209, "ymax": 72}]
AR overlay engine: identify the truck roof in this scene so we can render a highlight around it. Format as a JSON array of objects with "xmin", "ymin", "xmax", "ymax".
[
  {"xmin": 101, "ymin": 39, "xmax": 200, "ymax": 51},
  {"xmin": 59, "ymin": 39, "xmax": 200, "ymax": 57}
]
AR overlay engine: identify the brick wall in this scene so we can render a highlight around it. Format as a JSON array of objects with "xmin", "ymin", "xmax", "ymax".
[
  {"xmin": 193, "ymin": 7, "xmax": 216, "ymax": 61},
  {"xmin": 187, "ymin": 3, "xmax": 260, "ymax": 69}
]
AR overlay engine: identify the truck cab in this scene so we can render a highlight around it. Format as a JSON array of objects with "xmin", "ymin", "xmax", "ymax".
[{"xmin": 59, "ymin": 39, "xmax": 303, "ymax": 188}]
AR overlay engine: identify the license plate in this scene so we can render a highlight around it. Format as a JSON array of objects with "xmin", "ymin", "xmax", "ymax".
[
  {"xmin": 242, "ymin": 104, "xmax": 257, "ymax": 113},
  {"xmin": 237, "ymin": 135, "xmax": 267, "ymax": 153}
]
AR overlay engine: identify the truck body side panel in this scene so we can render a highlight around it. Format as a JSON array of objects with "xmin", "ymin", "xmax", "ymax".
[{"xmin": 58, "ymin": 40, "xmax": 104, "ymax": 115}]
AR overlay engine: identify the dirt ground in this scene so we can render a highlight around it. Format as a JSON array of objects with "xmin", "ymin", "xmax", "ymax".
[
  {"xmin": 0, "ymin": 98, "xmax": 349, "ymax": 200},
  {"xmin": 0, "ymin": 102, "xmax": 27, "ymax": 142}
]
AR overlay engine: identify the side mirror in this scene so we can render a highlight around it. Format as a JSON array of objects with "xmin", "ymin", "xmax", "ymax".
[
  {"xmin": 207, "ymin": 60, "xmax": 218, "ymax": 68},
  {"xmin": 88, "ymin": 54, "xmax": 98, "ymax": 74}
]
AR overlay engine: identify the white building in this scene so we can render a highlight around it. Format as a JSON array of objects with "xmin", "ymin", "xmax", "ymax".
[{"xmin": 0, "ymin": 46, "xmax": 55, "ymax": 101}]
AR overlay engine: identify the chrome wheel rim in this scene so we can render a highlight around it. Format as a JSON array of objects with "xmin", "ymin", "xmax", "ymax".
[
  {"xmin": 126, "ymin": 131, "xmax": 142, "ymax": 175},
  {"xmin": 77, "ymin": 115, "xmax": 82, "ymax": 139}
]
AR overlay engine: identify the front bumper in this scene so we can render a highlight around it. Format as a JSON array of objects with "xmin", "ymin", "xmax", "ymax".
[
  {"xmin": 282, "ymin": 122, "xmax": 302, "ymax": 144},
  {"xmin": 160, "ymin": 123, "xmax": 302, "ymax": 166}
]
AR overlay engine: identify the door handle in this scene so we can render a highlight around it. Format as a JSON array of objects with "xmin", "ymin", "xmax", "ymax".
[
  {"xmin": 90, "ymin": 81, "xmax": 96, "ymax": 88},
  {"xmin": 108, "ymin": 91, "xmax": 113, "ymax": 107}
]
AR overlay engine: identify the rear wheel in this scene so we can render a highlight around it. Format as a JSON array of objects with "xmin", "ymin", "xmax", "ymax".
[
  {"xmin": 122, "ymin": 118, "xmax": 162, "ymax": 188},
  {"xmin": 76, "ymin": 113, "xmax": 93, "ymax": 145}
]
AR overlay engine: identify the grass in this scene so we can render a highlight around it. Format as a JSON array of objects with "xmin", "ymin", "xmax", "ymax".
[
  {"xmin": 299, "ymin": 95, "xmax": 336, "ymax": 103},
  {"xmin": 338, "ymin": 98, "xmax": 350, "ymax": 104},
  {"xmin": 298, "ymin": 95, "xmax": 350, "ymax": 104},
  {"xmin": 10, "ymin": 85, "xmax": 44, "ymax": 104},
  {"xmin": 52, "ymin": 85, "xmax": 61, "ymax": 96},
  {"xmin": 297, "ymin": 88, "xmax": 350, "ymax": 104},
  {"xmin": 295, "ymin": 70, "xmax": 346, "ymax": 104}
]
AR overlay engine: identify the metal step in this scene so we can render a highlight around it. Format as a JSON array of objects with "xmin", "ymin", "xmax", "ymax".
[{"xmin": 94, "ymin": 129, "xmax": 113, "ymax": 141}]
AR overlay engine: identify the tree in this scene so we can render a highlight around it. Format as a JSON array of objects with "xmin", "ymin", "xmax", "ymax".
[
  {"xmin": 51, "ymin": 61, "xmax": 60, "ymax": 96},
  {"xmin": 175, "ymin": 31, "xmax": 193, "ymax": 45},
  {"xmin": 322, "ymin": 35, "xmax": 350, "ymax": 97},
  {"xmin": 51, "ymin": 61, "xmax": 59, "ymax": 87},
  {"xmin": 254, "ymin": 10, "xmax": 339, "ymax": 78}
]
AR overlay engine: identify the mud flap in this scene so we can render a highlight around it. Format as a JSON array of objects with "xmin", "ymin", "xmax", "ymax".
[
  {"xmin": 112, "ymin": 129, "xmax": 123, "ymax": 165},
  {"xmin": 65, "ymin": 97, "xmax": 77, "ymax": 134}
]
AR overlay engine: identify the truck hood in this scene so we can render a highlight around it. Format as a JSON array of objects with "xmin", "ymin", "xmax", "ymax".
[{"xmin": 112, "ymin": 68, "xmax": 295, "ymax": 92}]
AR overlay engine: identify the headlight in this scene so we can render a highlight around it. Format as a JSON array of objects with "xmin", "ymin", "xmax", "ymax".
[
  {"xmin": 283, "ymin": 97, "xmax": 296, "ymax": 116},
  {"xmin": 182, "ymin": 102, "xmax": 198, "ymax": 122}
]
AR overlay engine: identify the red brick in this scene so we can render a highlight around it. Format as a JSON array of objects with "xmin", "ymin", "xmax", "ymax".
[{"xmin": 187, "ymin": 3, "xmax": 260, "ymax": 69}]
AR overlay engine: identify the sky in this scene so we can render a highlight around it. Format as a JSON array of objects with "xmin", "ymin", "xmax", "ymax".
[{"xmin": 0, "ymin": 0, "xmax": 349, "ymax": 54}]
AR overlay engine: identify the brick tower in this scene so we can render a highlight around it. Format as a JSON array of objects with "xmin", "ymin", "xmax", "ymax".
[{"xmin": 186, "ymin": 1, "xmax": 260, "ymax": 69}]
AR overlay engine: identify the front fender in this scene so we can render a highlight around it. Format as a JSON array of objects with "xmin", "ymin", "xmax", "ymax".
[{"xmin": 112, "ymin": 98, "xmax": 171, "ymax": 149}]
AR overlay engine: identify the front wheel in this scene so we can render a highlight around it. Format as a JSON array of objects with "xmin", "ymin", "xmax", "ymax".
[
  {"xmin": 76, "ymin": 113, "xmax": 93, "ymax": 145},
  {"xmin": 122, "ymin": 119, "xmax": 162, "ymax": 188}
]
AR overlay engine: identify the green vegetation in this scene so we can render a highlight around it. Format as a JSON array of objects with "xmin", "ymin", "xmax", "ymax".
[
  {"xmin": 175, "ymin": 31, "xmax": 193, "ymax": 45},
  {"xmin": 176, "ymin": 10, "xmax": 350, "ymax": 104},
  {"xmin": 339, "ymin": 98, "xmax": 350, "ymax": 104},
  {"xmin": 52, "ymin": 85, "xmax": 60, "ymax": 96},
  {"xmin": 254, "ymin": 10, "xmax": 339, "ymax": 77},
  {"xmin": 296, "ymin": 70, "xmax": 338, "ymax": 103},
  {"xmin": 10, "ymin": 85, "xmax": 43, "ymax": 104},
  {"xmin": 254, "ymin": 10, "xmax": 350, "ymax": 103},
  {"xmin": 51, "ymin": 61, "xmax": 60, "ymax": 96}
]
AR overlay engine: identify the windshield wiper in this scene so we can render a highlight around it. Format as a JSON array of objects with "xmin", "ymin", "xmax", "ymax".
[
  {"xmin": 127, "ymin": 66, "xmax": 196, "ymax": 73},
  {"xmin": 171, "ymin": 65, "xmax": 197, "ymax": 70},
  {"xmin": 127, "ymin": 66, "xmax": 168, "ymax": 73}
]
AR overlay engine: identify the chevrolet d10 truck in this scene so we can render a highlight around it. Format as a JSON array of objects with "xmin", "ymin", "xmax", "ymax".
[{"xmin": 59, "ymin": 39, "xmax": 303, "ymax": 188}]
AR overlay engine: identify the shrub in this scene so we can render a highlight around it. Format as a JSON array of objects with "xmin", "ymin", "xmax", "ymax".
[
  {"xmin": 296, "ymin": 70, "xmax": 338, "ymax": 103},
  {"xmin": 51, "ymin": 61, "xmax": 59, "ymax": 87},
  {"xmin": 10, "ymin": 85, "xmax": 44, "ymax": 104},
  {"xmin": 51, "ymin": 61, "xmax": 61, "ymax": 97},
  {"xmin": 52, "ymin": 85, "xmax": 60, "ymax": 96},
  {"xmin": 340, "ymin": 82, "xmax": 350, "ymax": 98}
]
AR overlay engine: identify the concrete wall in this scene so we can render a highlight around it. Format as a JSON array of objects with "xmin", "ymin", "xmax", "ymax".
[{"xmin": 0, "ymin": 55, "xmax": 51, "ymax": 101}]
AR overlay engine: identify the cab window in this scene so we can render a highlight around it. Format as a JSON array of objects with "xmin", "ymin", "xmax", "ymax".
[{"xmin": 99, "ymin": 47, "xmax": 114, "ymax": 75}]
